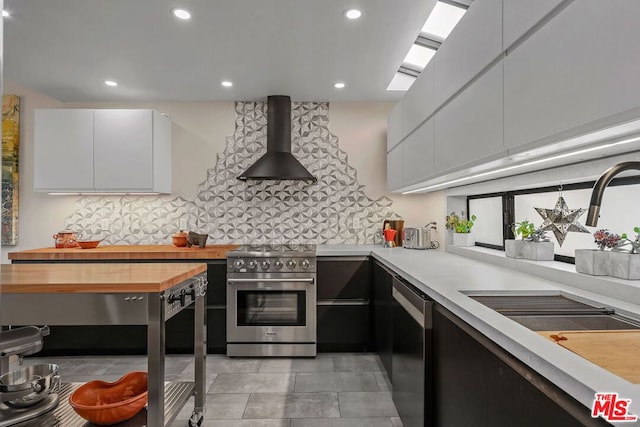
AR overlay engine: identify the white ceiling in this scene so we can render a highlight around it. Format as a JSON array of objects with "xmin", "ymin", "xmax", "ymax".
[{"xmin": 3, "ymin": 0, "xmax": 435, "ymax": 103}]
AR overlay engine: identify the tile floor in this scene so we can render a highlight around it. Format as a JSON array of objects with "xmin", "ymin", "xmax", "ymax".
[{"xmin": 12, "ymin": 353, "xmax": 401, "ymax": 427}]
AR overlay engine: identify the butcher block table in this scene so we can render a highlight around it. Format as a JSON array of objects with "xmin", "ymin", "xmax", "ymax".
[
  {"xmin": 0, "ymin": 263, "xmax": 208, "ymax": 427},
  {"xmin": 8, "ymin": 244, "xmax": 239, "ymax": 261}
]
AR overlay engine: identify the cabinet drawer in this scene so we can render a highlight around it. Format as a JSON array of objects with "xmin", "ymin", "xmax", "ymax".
[
  {"xmin": 317, "ymin": 258, "xmax": 371, "ymax": 300},
  {"xmin": 317, "ymin": 305, "xmax": 370, "ymax": 352}
]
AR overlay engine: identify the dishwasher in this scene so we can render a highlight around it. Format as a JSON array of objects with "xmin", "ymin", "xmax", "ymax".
[{"xmin": 392, "ymin": 276, "xmax": 433, "ymax": 427}]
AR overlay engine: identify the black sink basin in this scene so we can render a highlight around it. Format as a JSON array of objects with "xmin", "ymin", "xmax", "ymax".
[
  {"xmin": 506, "ymin": 314, "xmax": 640, "ymax": 331},
  {"xmin": 468, "ymin": 293, "xmax": 640, "ymax": 331}
]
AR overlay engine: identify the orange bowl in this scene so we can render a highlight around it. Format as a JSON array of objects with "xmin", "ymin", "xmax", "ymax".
[
  {"xmin": 69, "ymin": 372, "xmax": 148, "ymax": 425},
  {"xmin": 77, "ymin": 240, "xmax": 101, "ymax": 249}
]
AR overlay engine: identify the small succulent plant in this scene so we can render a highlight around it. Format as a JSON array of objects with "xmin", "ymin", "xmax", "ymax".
[
  {"xmin": 513, "ymin": 220, "xmax": 535, "ymax": 240},
  {"xmin": 527, "ymin": 229, "xmax": 551, "ymax": 243},
  {"xmin": 620, "ymin": 226, "xmax": 640, "ymax": 254},
  {"xmin": 446, "ymin": 211, "xmax": 477, "ymax": 234},
  {"xmin": 593, "ymin": 229, "xmax": 622, "ymax": 250}
]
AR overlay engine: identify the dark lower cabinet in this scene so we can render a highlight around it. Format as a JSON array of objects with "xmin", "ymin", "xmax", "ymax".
[
  {"xmin": 372, "ymin": 260, "xmax": 393, "ymax": 378},
  {"xmin": 433, "ymin": 305, "xmax": 611, "ymax": 427},
  {"xmin": 317, "ymin": 304, "xmax": 369, "ymax": 352},
  {"xmin": 317, "ymin": 257, "xmax": 372, "ymax": 352}
]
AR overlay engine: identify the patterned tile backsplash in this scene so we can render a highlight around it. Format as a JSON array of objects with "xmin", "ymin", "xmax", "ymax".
[{"xmin": 65, "ymin": 102, "xmax": 398, "ymax": 245}]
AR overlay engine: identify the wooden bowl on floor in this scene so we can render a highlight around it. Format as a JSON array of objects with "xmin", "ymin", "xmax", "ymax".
[{"xmin": 69, "ymin": 371, "xmax": 148, "ymax": 425}]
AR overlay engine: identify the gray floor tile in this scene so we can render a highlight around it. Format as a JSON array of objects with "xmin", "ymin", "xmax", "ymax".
[
  {"xmin": 203, "ymin": 393, "xmax": 251, "ymax": 420},
  {"xmin": 291, "ymin": 418, "xmax": 394, "ymax": 427},
  {"xmin": 294, "ymin": 373, "xmax": 378, "ymax": 392},
  {"xmin": 259, "ymin": 358, "xmax": 334, "ymax": 373},
  {"xmin": 210, "ymin": 373, "xmax": 294, "ymax": 393},
  {"xmin": 207, "ymin": 356, "xmax": 262, "ymax": 373},
  {"xmin": 332, "ymin": 354, "xmax": 382, "ymax": 372},
  {"xmin": 390, "ymin": 417, "xmax": 403, "ymax": 427},
  {"xmin": 373, "ymin": 372, "xmax": 391, "ymax": 392},
  {"xmin": 244, "ymin": 392, "xmax": 340, "ymax": 419},
  {"xmin": 188, "ymin": 420, "xmax": 291, "ymax": 427},
  {"xmin": 338, "ymin": 392, "xmax": 398, "ymax": 418}
]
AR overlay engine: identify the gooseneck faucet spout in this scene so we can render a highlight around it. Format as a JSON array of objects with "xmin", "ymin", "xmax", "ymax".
[{"xmin": 586, "ymin": 161, "xmax": 640, "ymax": 226}]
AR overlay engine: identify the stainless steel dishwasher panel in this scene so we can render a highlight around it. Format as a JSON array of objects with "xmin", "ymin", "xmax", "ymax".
[{"xmin": 392, "ymin": 276, "xmax": 433, "ymax": 427}]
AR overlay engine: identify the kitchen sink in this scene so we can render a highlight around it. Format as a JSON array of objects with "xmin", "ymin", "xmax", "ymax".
[{"xmin": 467, "ymin": 293, "xmax": 640, "ymax": 331}]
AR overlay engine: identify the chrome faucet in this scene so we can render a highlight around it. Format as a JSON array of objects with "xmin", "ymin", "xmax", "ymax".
[{"xmin": 586, "ymin": 161, "xmax": 640, "ymax": 226}]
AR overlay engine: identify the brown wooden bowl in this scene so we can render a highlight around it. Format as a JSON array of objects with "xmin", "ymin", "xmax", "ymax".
[
  {"xmin": 77, "ymin": 240, "xmax": 102, "ymax": 249},
  {"xmin": 69, "ymin": 371, "xmax": 148, "ymax": 425}
]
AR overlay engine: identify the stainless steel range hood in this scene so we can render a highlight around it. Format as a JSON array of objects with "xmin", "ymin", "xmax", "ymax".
[{"xmin": 238, "ymin": 95, "xmax": 317, "ymax": 182}]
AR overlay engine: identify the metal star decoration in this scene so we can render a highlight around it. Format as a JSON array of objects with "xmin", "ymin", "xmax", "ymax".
[{"xmin": 534, "ymin": 196, "xmax": 590, "ymax": 246}]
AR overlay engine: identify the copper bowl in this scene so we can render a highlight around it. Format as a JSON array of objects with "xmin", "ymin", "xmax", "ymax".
[
  {"xmin": 77, "ymin": 240, "xmax": 102, "ymax": 249},
  {"xmin": 69, "ymin": 372, "xmax": 148, "ymax": 425}
]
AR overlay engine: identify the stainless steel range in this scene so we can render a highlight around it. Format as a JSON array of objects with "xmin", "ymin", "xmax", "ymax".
[{"xmin": 226, "ymin": 244, "xmax": 317, "ymax": 357}]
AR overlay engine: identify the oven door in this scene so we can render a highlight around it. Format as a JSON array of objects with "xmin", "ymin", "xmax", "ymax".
[{"xmin": 227, "ymin": 274, "xmax": 316, "ymax": 343}]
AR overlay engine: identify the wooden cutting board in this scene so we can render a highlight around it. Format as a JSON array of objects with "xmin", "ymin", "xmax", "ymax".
[{"xmin": 538, "ymin": 330, "xmax": 640, "ymax": 384}]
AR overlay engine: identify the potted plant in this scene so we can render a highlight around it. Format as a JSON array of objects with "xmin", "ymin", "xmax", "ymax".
[
  {"xmin": 505, "ymin": 220, "xmax": 554, "ymax": 260},
  {"xmin": 575, "ymin": 229, "xmax": 621, "ymax": 277},
  {"xmin": 609, "ymin": 227, "xmax": 640, "ymax": 279},
  {"xmin": 446, "ymin": 211, "xmax": 477, "ymax": 247}
]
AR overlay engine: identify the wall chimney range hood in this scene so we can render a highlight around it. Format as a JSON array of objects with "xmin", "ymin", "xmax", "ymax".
[{"xmin": 238, "ymin": 95, "xmax": 317, "ymax": 182}]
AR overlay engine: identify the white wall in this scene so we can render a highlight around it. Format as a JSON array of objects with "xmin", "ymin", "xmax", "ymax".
[{"xmin": 1, "ymin": 84, "xmax": 445, "ymax": 262}]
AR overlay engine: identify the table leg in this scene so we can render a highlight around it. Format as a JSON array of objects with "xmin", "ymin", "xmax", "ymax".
[
  {"xmin": 148, "ymin": 292, "xmax": 166, "ymax": 426},
  {"xmin": 194, "ymin": 289, "xmax": 206, "ymax": 415}
]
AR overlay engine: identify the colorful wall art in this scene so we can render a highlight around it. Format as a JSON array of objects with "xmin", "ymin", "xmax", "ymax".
[{"xmin": 2, "ymin": 95, "xmax": 20, "ymax": 245}]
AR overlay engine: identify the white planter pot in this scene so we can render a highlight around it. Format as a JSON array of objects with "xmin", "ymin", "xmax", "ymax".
[
  {"xmin": 452, "ymin": 232, "xmax": 475, "ymax": 247},
  {"xmin": 575, "ymin": 249, "xmax": 609, "ymax": 276},
  {"xmin": 608, "ymin": 251, "xmax": 640, "ymax": 280},
  {"xmin": 504, "ymin": 240, "xmax": 554, "ymax": 261}
]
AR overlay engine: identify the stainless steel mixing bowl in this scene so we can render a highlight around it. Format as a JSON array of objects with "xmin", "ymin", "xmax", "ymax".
[{"xmin": 0, "ymin": 363, "xmax": 60, "ymax": 408}]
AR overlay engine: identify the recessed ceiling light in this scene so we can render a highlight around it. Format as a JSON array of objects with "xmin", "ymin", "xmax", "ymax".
[
  {"xmin": 221, "ymin": 81, "xmax": 233, "ymax": 87},
  {"xmin": 171, "ymin": 8, "xmax": 192, "ymax": 20},
  {"xmin": 422, "ymin": 1, "xmax": 466, "ymax": 39},
  {"xmin": 334, "ymin": 82, "xmax": 346, "ymax": 89},
  {"xmin": 403, "ymin": 44, "xmax": 436, "ymax": 70},
  {"xmin": 344, "ymin": 9, "xmax": 362, "ymax": 20},
  {"xmin": 386, "ymin": 73, "xmax": 416, "ymax": 91},
  {"xmin": 104, "ymin": 80, "xmax": 118, "ymax": 87},
  {"xmin": 2, "ymin": 10, "xmax": 10, "ymax": 18}
]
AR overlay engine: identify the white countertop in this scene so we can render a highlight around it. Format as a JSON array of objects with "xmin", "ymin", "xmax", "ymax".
[{"xmin": 317, "ymin": 244, "xmax": 640, "ymax": 424}]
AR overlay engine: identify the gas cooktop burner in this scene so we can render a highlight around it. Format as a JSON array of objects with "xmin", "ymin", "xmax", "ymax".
[{"xmin": 228, "ymin": 243, "xmax": 317, "ymax": 258}]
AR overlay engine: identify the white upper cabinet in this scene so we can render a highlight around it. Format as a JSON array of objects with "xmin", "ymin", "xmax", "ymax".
[
  {"xmin": 435, "ymin": 63, "xmax": 504, "ymax": 173},
  {"xmin": 402, "ymin": 118, "xmax": 434, "ymax": 185},
  {"xmin": 402, "ymin": 58, "xmax": 436, "ymax": 138},
  {"xmin": 387, "ymin": 102, "xmax": 403, "ymax": 152},
  {"xmin": 34, "ymin": 109, "xmax": 94, "ymax": 192},
  {"xmin": 434, "ymin": 0, "xmax": 503, "ymax": 108},
  {"xmin": 504, "ymin": 0, "xmax": 640, "ymax": 151},
  {"xmin": 387, "ymin": 145, "xmax": 403, "ymax": 192},
  {"xmin": 34, "ymin": 109, "xmax": 172, "ymax": 193},
  {"xmin": 503, "ymin": 0, "xmax": 566, "ymax": 50}
]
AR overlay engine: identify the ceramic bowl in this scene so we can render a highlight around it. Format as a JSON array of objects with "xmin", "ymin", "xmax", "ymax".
[
  {"xmin": 77, "ymin": 240, "xmax": 102, "ymax": 249},
  {"xmin": 69, "ymin": 371, "xmax": 148, "ymax": 425}
]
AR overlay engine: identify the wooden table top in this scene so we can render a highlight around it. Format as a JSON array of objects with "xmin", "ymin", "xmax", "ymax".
[
  {"xmin": 8, "ymin": 244, "xmax": 239, "ymax": 261},
  {"xmin": 0, "ymin": 263, "xmax": 207, "ymax": 293}
]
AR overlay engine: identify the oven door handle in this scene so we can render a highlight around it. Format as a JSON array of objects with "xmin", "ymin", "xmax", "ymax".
[{"xmin": 228, "ymin": 278, "xmax": 315, "ymax": 284}]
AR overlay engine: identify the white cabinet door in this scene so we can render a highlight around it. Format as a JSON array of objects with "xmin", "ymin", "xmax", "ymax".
[
  {"xmin": 402, "ymin": 59, "xmax": 436, "ymax": 138},
  {"xmin": 387, "ymin": 145, "xmax": 403, "ymax": 191},
  {"xmin": 434, "ymin": 63, "xmax": 504, "ymax": 173},
  {"xmin": 402, "ymin": 118, "xmax": 434, "ymax": 185},
  {"xmin": 387, "ymin": 102, "xmax": 403, "ymax": 152},
  {"xmin": 503, "ymin": 0, "xmax": 565, "ymax": 49},
  {"xmin": 34, "ymin": 109, "xmax": 94, "ymax": 191},
  {"xmin": 504, "ymin": 0, "xmax": 640, "ymax": 151},
  {"xmin": 434, "ymin": 0, "xmax": 503, "ymax": 108},
  {"xmin": 94, "ymin": 109, "xmax": 154, "ymax": 190}
]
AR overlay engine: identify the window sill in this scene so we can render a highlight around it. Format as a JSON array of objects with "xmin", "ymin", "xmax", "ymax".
[{"xmin": 446, "ymin": 245, "xmax": 640, "ymax": 306}]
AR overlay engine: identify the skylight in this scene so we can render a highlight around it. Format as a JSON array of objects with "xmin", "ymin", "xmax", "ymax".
[
  {"xmin": 387, "ymin": 0, "xmax": 470, "ymax": 92},
  {"xmin": 403, "ymin": 44, "xmax": 437, "ymax": 70},
  {"xmin": 421, "ymin": 2, "xmax": 466, "ymax": 39},
  {"xmin": 387, "ymin": 73, "xmax": 417, "ymax": 92}
]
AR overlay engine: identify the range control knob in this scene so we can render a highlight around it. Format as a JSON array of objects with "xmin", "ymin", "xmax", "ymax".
[
  {"xmin": 300, "ymin": 259, "xmax": 310, "ymax": 269},
  {"xmin": 233, "ymin": 259, "xmax": 245, "ymax": 270},
  {"xmin": 274, "ymin": 260, "xmax": 284, "ymax": 270},
  {"xmin": 286, "ymin": 259, "xmax": 297, "ymax": 269},
  {"xmin": 247, "ymin": 260, "xmax": 258, "ymax": 270},
  {"xmin": 260, "ymin": 260, "xmax": 270, "ymax": 270}
]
